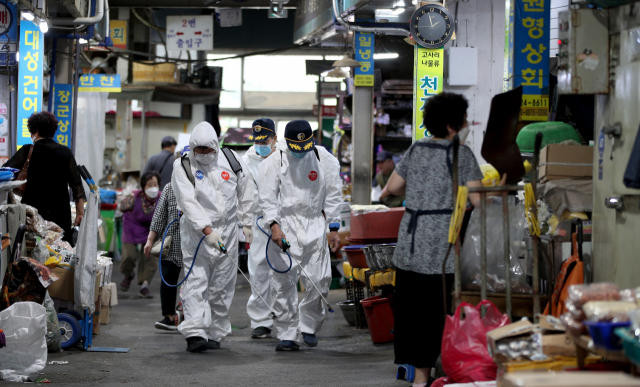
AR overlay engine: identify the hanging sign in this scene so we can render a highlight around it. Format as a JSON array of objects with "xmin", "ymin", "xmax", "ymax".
[
  {"xmin": 78, "ymin": 74, "xmax": 121, "ymax": 92},
  {"xmin": 0, "ymin": 1, "xmax": 17, "ymax": 66},
  {"xmin": 513, "ymin": 0, "xmax": 550, "ymax": 121},
  {"xmin": 16, "ymin": 20, "xmax": 44, "ymax": 150},
  {"xmin": 354, "ymin": 32, "xmax": 374, "ymax": 87},
  {"xmin": 166, "ymin": 15, "xmax": 213, "ymax": 51},
  {"xmin": 413, "ymin": 47, "xmax": 444, "ymax": 141},
  {"xmin": 53, "ymin": 84, "xmax": 73, "ymax": 148},
  {"xmin": 110, "ymin": 20, "xmax": 127, "ymax": 50}
]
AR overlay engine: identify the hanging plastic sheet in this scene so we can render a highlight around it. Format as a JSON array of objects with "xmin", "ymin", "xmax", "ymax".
[
  {"xmin": 75, "ymin": 92, "xmax": 108, "ymax": 192},
  {"xmin": 0, "ymin": 302, "xmax": 48, "ymax": 382},
  {"xmin": 460, "ymin": 196, "xmax": 530, "ymax": 294},
  {"xmin": 74, "ymin": 192, "xmax": 100, "ymax": 314}
]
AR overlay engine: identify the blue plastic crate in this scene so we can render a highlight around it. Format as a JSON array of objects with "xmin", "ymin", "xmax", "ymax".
[{"xmin": 584, "ymin": 320, "xmax": 630, "ymax": 350}]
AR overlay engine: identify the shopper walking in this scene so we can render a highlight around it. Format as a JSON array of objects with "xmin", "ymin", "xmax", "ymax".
[
  {"xmin": 257, "ymin": 120, "xmax": 342, "ymax": 352},
  {"xmin": 144, "ymin": 167, "xmax": 183, "ymax": 331},
  {"xmin": 3, "ymin": 112, "xmax": 86, "ymax": 243},
  {"xmin": 171, "ymin": 121, "xmax": 252, "ymax": 353},
  {"xmin": 119, "ymin": 171, "xmax": 162, "ymax": 298},
  {"xmin": 385, "ymin": 93, "xmax": 491, "ymax": 387},
  {"xmin": 242, "ymin": 118, "xmax": 278, "ymax": 339},
  {"xmin": 143, "ymin": 136, "xmax": 177, "ymax": 190}
]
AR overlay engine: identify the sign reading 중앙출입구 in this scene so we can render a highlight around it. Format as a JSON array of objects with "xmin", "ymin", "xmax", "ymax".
[
  {"xmin": 78, "ymin": 74, "xmax": 122, "ymax": 92},
  {"xmin": 354, "ymin": 32, "xmax": 374, "ymax": 87},
  {"xmin": 513, "ymin": 0, "xmax": 550, "ymax": 121},
  {"xmin": 53, "ymin": 84, "xmax": 73, "ymax": 148},
  {"xmin": 413, "ymin": 47, "xmax": 444, "ymax": 141},
  {"xmin": 17, "ymin": 20, "xmax": 44, "ymax": 150}
]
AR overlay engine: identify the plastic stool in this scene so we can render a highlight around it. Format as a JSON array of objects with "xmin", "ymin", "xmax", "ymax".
[{"xmin": 396, "ymin": 364, "xmax": 415, "ymax": 383}]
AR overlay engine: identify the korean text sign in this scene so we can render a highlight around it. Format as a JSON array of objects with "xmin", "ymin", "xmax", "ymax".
[
  {"xmin": 0, "ymin": 1, "xmax": 18, "ymax": 66},
  {"xmin": 513, "ymin": 0, "xmax": 550, "ymax": 121},
  {"xmin": 78, "ymin": 74, "xmax": 121, "ymax": 92},
  {"xmin": 354, "ymin": 32, "xmax": 374, "ymax": 87},
  {"xmin": 110, "ymin": 20, "xmax": 127, "ymax": 50},
  {"xmin": 166, "ymin": 15, "xmax": 213, "ymax": 51},
  {"xmin": 17, "ymin": 20, "xmax": 44, "ymax": 150},
  {"xmin": 413, "ymin": 47, "xmax": 444, "ymax": 141},
  {"xmin": 53, "ymin": 84, "xmax": 73, "ymax": 148}
]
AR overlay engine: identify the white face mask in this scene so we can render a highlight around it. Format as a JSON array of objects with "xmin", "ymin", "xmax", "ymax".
[
  {"xmin": 145, "ymin": 187, "xmax": 159, "ymax": 198},
  {"xmin": 31, "ymin": 135, "xmax": 37, "ymax": 143},
  {"xmin": 458, "ymin": 127, "xmax": 470, "ymax": 144},
  {"xmin": 195, "ymin": 152, "xmax": 216, "ymax": 165}
]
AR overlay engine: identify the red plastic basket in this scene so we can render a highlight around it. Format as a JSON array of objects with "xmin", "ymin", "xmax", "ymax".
[{"xmin": 361, "ymin": 295, "xmax": 394, "ymax": 344}]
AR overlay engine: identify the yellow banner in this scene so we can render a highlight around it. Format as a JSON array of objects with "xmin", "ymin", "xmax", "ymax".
[
  {"xmin": 110, "ymin": 20, "xmax": 127, "ymax": 50},
  {"xmin": 413, "ymin": 47, "xmax": 444, "ymax": 141},
  {"xmin": 520, "ymin": 94, "xmax": 549, "ymax": 121}
]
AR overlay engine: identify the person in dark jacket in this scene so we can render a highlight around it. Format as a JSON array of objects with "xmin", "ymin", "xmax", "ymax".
[
  {"xmin": 4, "ymin": 112, "xmax": 86, "ymax": 243},
  {"xmin": 143, "ymin": 136, "xmax": 177, "ymax": 190}
]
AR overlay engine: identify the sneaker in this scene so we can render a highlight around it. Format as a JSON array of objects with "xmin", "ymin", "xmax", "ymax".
[
  {"xmin": 155, "ymin": 316, "xmax": 177, "ymax": 331},
  {"xmin": 120, "ymin": 275, "xmax": 134, "ymax": 291},
  {"xmin": 302, "ymin": 332, "xmax": 318, "ymax": 347},
  {"xmin": 139, "ymin": 287, "xmax": 153, "ymax": 298},
  {"xmin": 207, "ymin": 339, "xmax": 220, "ymax": 350},
  {"xmin": 275, "ymin": 340, "xmax": 300, "ymax": 352},
  {"xmin": 251, "ymin": 326, "xmax": 272, "ymax": 339},
  {"xmin": 186, "ymin": 337, "xmax": 209, "ymax": 353}
]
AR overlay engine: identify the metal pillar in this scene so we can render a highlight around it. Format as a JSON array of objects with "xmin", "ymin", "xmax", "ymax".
[
  {"xmin": 54, "ymin": 40, "xmax": 73, "ymax": 84},
  {"xmin": 140, "ymin": 101, "xmax": 148, "ymax": 170},
  {"xmin": 116, "ymin": 99, "xmax": 132, "ymax": 170},
  {"xmin": 351, "ymin": 85, "xmax": 374, "ymax": 205}
]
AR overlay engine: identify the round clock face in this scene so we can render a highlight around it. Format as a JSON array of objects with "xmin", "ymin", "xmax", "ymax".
[{"xmin": 410, "ymin": 4, "xmax": 454, "ymax": 49}]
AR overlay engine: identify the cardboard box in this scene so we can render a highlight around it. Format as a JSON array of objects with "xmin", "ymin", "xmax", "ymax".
[
  {"xmin": 47, "ymin": 268, "xmax": 75, "ymax": 301},
  {"xmin": 502, "ymin": 371, "xmax": 640, "ymax": 387},
  {"xmin": 94, "ymin": 271, "xmax": 102, "ymax": 303},
  {"xmin": 539, "ymin": 144, "xmax": 593, "ymax": 182},
  {"xmin": 487, "ymin": 320, "xmax": 536, "ymax": 359},
  {"xmin": 92, "ymin": 299, "xmax": 101, "ymax": 334},
  {"xmin": 101, "ymin": 285, "xmax": 111, "ymax": 307},
  {"xmin": 100, "ymin": 306, "xmax": 111, "ymax": 325},
  {"xmin": 46, "ymin": 269, "xmax": 102, "ymax": 303},
  {"xmin": 107, "ymin": 282, "xmax": 118, "ymax": 306}
]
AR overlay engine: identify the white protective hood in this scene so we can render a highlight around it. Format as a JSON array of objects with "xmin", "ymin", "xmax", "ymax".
[{"xmin": 188, "ymin": 121, "xmax": 220, "ymax": 167}]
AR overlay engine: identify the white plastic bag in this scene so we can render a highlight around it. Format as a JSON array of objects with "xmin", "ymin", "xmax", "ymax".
[
  {"xmin": 0, "ymin": 302, "xmax": 48, "ymax": 382},
  {"xmin": 461, "ymin": 196, "xmax": 531, "ymax": 294},
  {"xmin": 74, "ymin": 192, "xmax": 100, "ymax": 314}
]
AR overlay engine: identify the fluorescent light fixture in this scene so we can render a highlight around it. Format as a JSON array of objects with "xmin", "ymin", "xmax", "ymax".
[
  {"xmin": 375, "ymin": 7, "xmax": 405, "ymax": 16},
  {"xmin": 15, "ymin": 51, "xmax": 19, "ymax": 62},
  {"xmin": 374, "ymin": 53, "xmax": 399, "ymax": 60},
  {"xmin": 324, "ymin": 55, "xmax": 342, "ymax": 61},
  {"xmin": 392, "ymin": 7, "xmax": 405, "ymax": 15},
  {"xmin": 79, "ymin": 38, "xmax": 88, "ymax": 44},
  {"xmin": 38, "ymin": 19, "xmax": 48, "ymax": 33},
  {"xmin": 21, "ymin": 11, "xmax": 35, "ymax": 21}
]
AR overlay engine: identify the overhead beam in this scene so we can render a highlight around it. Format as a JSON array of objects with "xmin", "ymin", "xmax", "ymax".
[{"xmin": 108, "ymin": 0, "xmax": 297, "ymax": 7}]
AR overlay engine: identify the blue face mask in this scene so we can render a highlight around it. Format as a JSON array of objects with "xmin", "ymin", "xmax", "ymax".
[
  {"xmin": 291, "ymin": 151, "xmax": 307, "ymax": 160},
  {"xmin": 255, "ymin": 144, "xmax": 272, "ymax": 157}
]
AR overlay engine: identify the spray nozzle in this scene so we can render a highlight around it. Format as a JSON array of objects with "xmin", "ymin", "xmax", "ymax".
[
  {"xmin": 218, "ymin": 242, "xmax": 227, "ymax": 254},
  {"xmin": 281, "ymin": 239, "xmax": 291, "ymax": 253}
]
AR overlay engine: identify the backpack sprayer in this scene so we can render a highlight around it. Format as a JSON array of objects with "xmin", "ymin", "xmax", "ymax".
[
  {"xmin": 256, "ymin": 216, "xmax": 334, "ymax": 313},
  {"xmin": 158, "ymin": 215, "xmax": 278, "ymax": 320}
]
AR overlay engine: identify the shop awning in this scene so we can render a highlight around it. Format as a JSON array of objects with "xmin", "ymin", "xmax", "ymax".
[{"xmin": 107, "ymin": 84, "xmax": 221, "ymax": 105}]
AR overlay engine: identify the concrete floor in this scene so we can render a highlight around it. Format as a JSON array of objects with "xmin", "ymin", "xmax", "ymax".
[{"xmin": 42, "ymin": 261, "xmax": 401, "ymax": 386}]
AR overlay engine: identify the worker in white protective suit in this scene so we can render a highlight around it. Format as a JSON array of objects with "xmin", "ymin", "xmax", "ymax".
[
  {"xmin": 257, "ymin": 119, "xmax": 342, "ymax": 352},
  {"xmin": 241, "ymin": 118, "xmax": 279, "ymax": 339},
  {"xmin": 171, "ymin": 121, "xmax": 252, "ymax": 353}
]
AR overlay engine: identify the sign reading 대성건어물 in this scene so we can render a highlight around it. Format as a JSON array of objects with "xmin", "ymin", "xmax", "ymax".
[{"xmin": 17, "ymin": 20, "xmax": 44, "ymax": 150}]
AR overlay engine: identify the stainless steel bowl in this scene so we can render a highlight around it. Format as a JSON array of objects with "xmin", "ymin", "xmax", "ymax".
[
  {"xmin": 381, "ymin": 244, "xmax": 396, "ymax": 269},
  {"xmin": 362, "ymin": 246, "xmax": 376, "ymax": 271},
  {"xmin": 370, "ymin": 244, "xmax": 387, "ymax": 271}
]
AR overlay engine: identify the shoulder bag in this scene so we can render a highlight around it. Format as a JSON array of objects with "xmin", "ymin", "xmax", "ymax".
[{"xmin": 14, "ymin": 145, "xmax": 34, "ymax": 194}]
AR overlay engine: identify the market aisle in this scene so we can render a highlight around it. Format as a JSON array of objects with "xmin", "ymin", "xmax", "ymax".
[{"xmin": 43, "ymin": 261, "xmax": 398, "ymax": 386}]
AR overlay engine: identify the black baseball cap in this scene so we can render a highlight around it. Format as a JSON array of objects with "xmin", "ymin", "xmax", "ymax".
[
  {"xmin": 376, "ymin": 150, "xmax": 393, "ymax": 162},
  {"xmin": 248, "ymin": 118, "xmax": 276, "ymax": 142},
  {"xmin": 284, "ymin": 120, "xmax": 314, "ymax": 153}
]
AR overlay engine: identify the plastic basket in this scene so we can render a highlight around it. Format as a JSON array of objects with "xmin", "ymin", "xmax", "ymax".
[
  {"xmin": 583, "ymin": 320, "xmax": 630, "ymax": 350},
  {"xmin": 615, "ymin": 327, "xmax": 640, "ymax": 366}
]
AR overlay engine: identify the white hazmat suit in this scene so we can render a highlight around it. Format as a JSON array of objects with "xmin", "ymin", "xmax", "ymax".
[
  {"xmin": 257, "ymin": 143, "xmax": 342, "ymax": 343},
  {"xmin": 171, "ymin": 122, "xmax": 251, "ymax": 342},
  {"xmin": 241, "ymin": 145, "xmax": 278, "ymax": 330}
]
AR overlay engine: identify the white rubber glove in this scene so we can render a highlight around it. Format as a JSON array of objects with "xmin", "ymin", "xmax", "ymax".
[
  {"xmin": 205, "ymin": 231, "xmax": 224, "ymax": 251},
  {"xmin": 243, "ymin": 226, "xmax": 253, "ymax": 245}
]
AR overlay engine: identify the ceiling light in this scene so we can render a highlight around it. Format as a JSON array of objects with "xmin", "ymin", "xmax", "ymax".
[
  {"xmin": 327, "ymin": 67, "xmax": 348, "ymax": 78},
  {"xmin": 374, "ymin": 53, "xmax": 399, "ymax": 60},
  {"xmin": 332, "ymin": 53, "xmax": 361, "ymax": 67},
  {"xmin": 38, "ymin": 19, "xmax": 48, "ymax": 33},
  {"xmin": 21, "ymin": 11, "xmax": 35, "ymax": 21},
  {"xmin": 392, "ymin": 7, "xmax": 405, "ymax": 15},
  {"xmin": 79, "ymin": 38, "xmax": 88, "ymax": 44}
]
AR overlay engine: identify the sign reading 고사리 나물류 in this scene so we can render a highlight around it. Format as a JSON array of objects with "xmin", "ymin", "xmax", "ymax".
[{"xmin": 413, "ymin": 47, "xmax": 444, "ymax": 141}]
